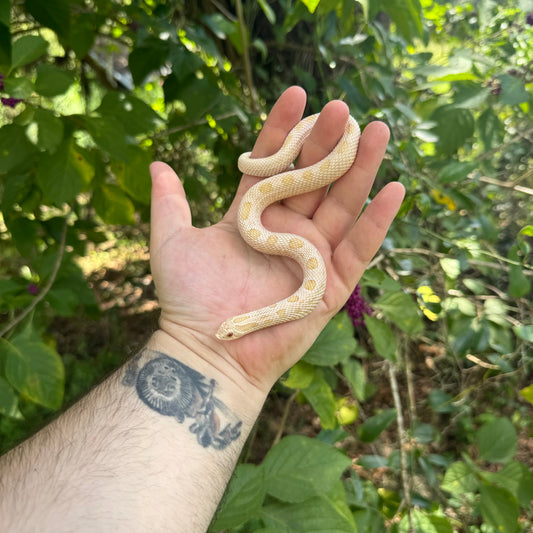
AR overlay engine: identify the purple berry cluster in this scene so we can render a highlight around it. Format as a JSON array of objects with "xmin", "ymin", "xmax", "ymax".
[
  {"xmin": 527, "ymin": 12, "xmax": 533, "ymax": 26},
  {"xmin": 0, "ymin": 74, "xmax": 24, "ymax": 108},
  {"xmin": 345, "ymin": 284, "xmax": 373, "ymax": 327}
]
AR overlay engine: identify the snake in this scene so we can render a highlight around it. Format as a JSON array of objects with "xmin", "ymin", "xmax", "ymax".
[{"xmin": 216, "ymin": 113, "xmax": 361, "ymax": 341}]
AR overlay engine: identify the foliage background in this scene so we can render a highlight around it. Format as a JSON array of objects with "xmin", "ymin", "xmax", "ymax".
[{"xmin": 0, "ymin": 0, "xmax": 532, "ymax": 531}]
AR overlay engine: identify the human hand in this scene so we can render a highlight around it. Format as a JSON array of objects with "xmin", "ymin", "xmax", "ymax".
[{"xmin": 149, "ymin": 86, "xmax": 405, "ymax": 392}]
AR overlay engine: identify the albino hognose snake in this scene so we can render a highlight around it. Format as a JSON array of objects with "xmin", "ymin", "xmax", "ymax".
[{"xmin": 216, "ymin": 113, "xmax": 361, "ymax": 340}]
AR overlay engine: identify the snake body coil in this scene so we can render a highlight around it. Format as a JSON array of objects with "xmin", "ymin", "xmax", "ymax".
[{"xmin": 216, "ymin": 113, "xmax": 360, "ymax": 340}]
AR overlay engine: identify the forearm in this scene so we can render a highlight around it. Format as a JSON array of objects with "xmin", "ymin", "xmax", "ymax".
[{"xmin": 0, "ymin": 330, "xmax": 266, "ymax": 533}]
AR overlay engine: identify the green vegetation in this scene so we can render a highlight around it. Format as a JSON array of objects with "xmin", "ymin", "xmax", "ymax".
[{"xmin": 1, "ymin": 0, "xmax": 532, "ymax": 531}]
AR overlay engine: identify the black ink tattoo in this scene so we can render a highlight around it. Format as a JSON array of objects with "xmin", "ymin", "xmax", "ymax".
[{"xmin": 122, "ymin": 350, "xmax": 242, "ymax": 450}]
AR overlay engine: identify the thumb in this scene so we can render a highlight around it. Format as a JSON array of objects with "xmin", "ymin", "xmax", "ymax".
[{"xmin": 150, "ymin": 162, "xmax": 192, "ymax": 249}]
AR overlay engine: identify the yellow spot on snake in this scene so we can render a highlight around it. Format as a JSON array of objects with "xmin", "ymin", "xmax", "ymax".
[
  {"xmin": 338, "ymin": 140, "xmax": 349, "ymax": 154},
  {"xmin": 306, "ymin": 257, "xmax": 319, "ymax": 269},
  {"xmin": 277, "ymin": 309, "xmax": 287, "ymax": 318},
  {"xmin": 302, "ymin": 169, "xmax": 313, "ymax": 180},
  {"xmin": 238, "ymin": 322, "xmax": 260, "ymax": 333},
  {"xmin": 320, "ymin": 160, "xmax": 332, "ymax": 174},
  {"xmin": 247, "ymin": 228, "xmax": 261, "ymax": 240},
  {"xmin": 289, "ymin": 238, "xmax": 304, "ymax": 249},
  {"xmin": 304, "ymin": 280, "xmax": 317, "ymax": 291},
  {"xmin": 282, "ymin": 175, "xmax": 294, "ymax": 186},
  {"xmin": 259, "ymin": 182, "xmax": 273, "ymax": 194},
  {"xmin": 233, "ymin": 315, "xmax": 251, "ymax": 323},
  {"xmin": 287, "ymin": 295, "xmax": 299, "ymax": 303},
  {"xmin": 266, "ymin": 235, "xmax": 278, "ymax": 246},
  {"xmin": 240, "ymin": 202, "xmax": 252, "ymax": 221}
]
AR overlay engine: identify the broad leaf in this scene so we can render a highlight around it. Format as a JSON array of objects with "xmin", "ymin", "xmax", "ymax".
[
  {"xmin": 304, "ymin": 312, "xmax": 356, "ymax": 366},
  {"xmin": 477, "ymin": 417, "xmax": 517, "ymax": 463},
  {"xmin": 92, "ymin": 184, "xmax": 136, "ymax": 225},
  {"xmin": 301, "ymin": 369, "xmax": 338, "ymax": 429},
  {"xmin": 34, "ymin": 108, "xmax": 64, "ymax": 152},
  {"xmin": 0, "ymin": 124, "xmax": 37, "ymax": 173},
  {"xmin": 36, "ymin": 139, "xmax": 94, "ymax": 203},
  {"xmin": 35, "ymin": 64, "xmax": 75, "ymax": 97},
  {"xmin": 5, "ymin": 333, "xmax": 64, "ymax": 410},
  {"xmin": 364, "ymin": 315, "xmax": 396, "ymax": 361},
  {"xmin": 0, "ymin": 375, "xmax": 19, "ymax": 417},
  {"xmin": 25, "ymin": 0, "xmax": 70, "ymax": 38},
  {"xmin": 357, "ymin": 409, "xmax": 396, "ymax": 443},
  {"xmin": 441, "ymin": 461, "xmax": 478, "ymax": 495},
  {"xmin": 261, "ymin": 482, "xmax": 355, "ymax": 532},
  {"xmin": 263, "ymin": 435, "xmax": 351, "ymax": 503},
  {"xmin": 11, "ymin": 34, "xmax": 48, "ymax": 70},
  {"xmin": 479, "ymin": 484, "xmax": 520, "ymax": 533},
  {"xmin": 374, "ymin": 291, "xmax": 423, "ymax": 334},
  {"xmin": 209, "ymin": 464, "xmax": 265, "ymax": 531},
  {"xmin": 430, "ymin": 105, "xmax": 475, "ymax": 155},
  {"xmin": 113, "ymin": 146, "xmax": 152, "ymax": 204}
]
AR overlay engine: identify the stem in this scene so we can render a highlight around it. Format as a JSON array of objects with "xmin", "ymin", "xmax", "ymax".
[
  {"xmin": 272, "ymin": 391, "xmax": 298, "ymax": 446},
  {"xmin": 0, "ymin": 221, "xmax": 68, "ymax": 339},
  {"xmin": 235, "ymin": 0, "xmax": 258, "ymax": 113},
  {"xmin": 387, "ymin": 361, "xmax": 413, "ymax": 532}
]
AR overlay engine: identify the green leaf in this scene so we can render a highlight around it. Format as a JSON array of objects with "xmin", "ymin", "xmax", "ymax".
[
  {"xmin": 0, "ymin": 1, "xmax": 10, "ymax": 26},
  {"xmin": 477, "ymin": 417, "xmax": 517, "ymax": 463},
  {"xmin": 381, "ymin": 0, "xmax": 424, "ymax": 43},
  {"xmin": 96, "ymin": 92, "xmax": 162, "ymax": 136},
  {"xmin": 358, "ymin": 409, "xmax": 397, "ymax": 443},
  {"xmin": 364, "ymin": 315, "xmax": 396, "ymax": 362},
  {"xmin": 5, "ymin": 216, "xmax": 38, "ymax": 258},
  {"xmin": 342, "ymin": 358, "xmax": 374, "ymax": 402},
  {"xmin": 399, "ymin": 509, "xmax": 454, "ymax": 533},
  {"xmin": 301, "ymin": 369, "xmax": 338, "ymax": 429},
  {"xmin": 25, "ymin": 0, "xmax": 70, "ymax": 39},
  {"xmin": 498, "ymin": 74, "xmax": 530, "ymax": 105},
  {"xmin": 440, "ymin": 257, "xmax": 461, "ymax": 279},
  {"xmin": 112, "ymin": 146, "xmax": 152, "ymax": 204},
  {"xmin": 513, "ymin": 324, "xmax": 533, "ymax": 342},
  {"xmin": 483, "ymin": 461, "xmax": 533, "ymax": 509},
  {"xmin": 11, "ymin": 34, "xmax": 48, "ymax": 70},
  {"xmin": 519, "ymin": 384, "xmax": 533, "ymax": 405},
  {"xmin": 428, "ymin": 389, "xmax": 457, "ymax": 414},
  {"xmin": 438, "ymin": 161, "xmax": 477, "ymax": 184},
  {"xmin": 283, "ymin": 360, "xmax": 314, "ymax": 389},
  {"xmin": 128, "ymin": 38, "xmax": 170, "ymax": 85},
  {"xmin": 301, "ymin": 0, "xmax": 321, "ymax": 13},
  {"xmin": 209, "ymin": 464, "xmax": 265, "ymax": 531},
  {"xmin": 34, "ymin": 108, "xmax": 64, "ymax": 152},
  {"xmin": 81, "ymin": 116, "xmax": 131, "ymax": 162},
  {"xmin": 257, "ymin": 0, "xmax": 276, "ymax": 23},
  {"xmin": 92, "ymin": 184, "xmax": 136, "ymax": 225},
  {"xmin": 508, "ymin": 245, "xmax": 531, "ymax": 298},
  {"xmin": 263, "ymin": 435, "xmax": 351, "ymax": 503},
  {"xmin": 430, "ymin": 106, "xmax": 475, "ymax": 155},
  {"xmin": 441, "ymin": 461, "xmax": 478, "ymax": 495},
  {"xmin": 3, "ymin": 76, "xmax": 34, "ymax": 98},
  {"xmin": 519, "ymin": 225, "xmax": 533, "ymax": 237},
  {"xmin": 35, "ymin": 64, "xmax": 75, "ymax": 97},
  {"xmin": 0, "ymin": 124, "xmax": 37, "ymax": 173},
  {"xmin": 304, "ymin": 312, "xmax": 356, "ymax": 366},
  {"xmin": 477, "ymin": 107, "xmax": 505, "ymax": 151},
  {"xmin": 261, "ymin": 483, "xmax": 355, "ymax": 532},
  {"xmin": 375, "ymin": 291, "xmax": 423, "ymax": 334},
  {"xmin": 479, "ymin": 484, "xmax": 519, "ymax": 533},
  {"xmin": 5, "ymin": 332, "xmax": 65, "ymax": 410},
  {"xmin": 0, "ymin": 375, "xmax": 19, "ymax": 417},
  {"xmin": 36, "ymin": 140, "xmax": 94, "ymax": 204}
]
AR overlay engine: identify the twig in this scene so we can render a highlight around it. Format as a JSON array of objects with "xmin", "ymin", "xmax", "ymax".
[
  {"xmin": 387, "ymin": 361, "xmax": 413, "ymax": 532},
  {"xmin": 0, "ymin": 221, "xmax": 68, "ymax": 338},
  {"xmin": 272, "ymin": 391, "xmax": 298, "ymax": 446},
  {"xmin": 150, "ymin": 111, "xmax": 240, "ymax": 138}
]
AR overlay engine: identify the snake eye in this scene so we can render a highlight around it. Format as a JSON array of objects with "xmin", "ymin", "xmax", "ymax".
[{"xmin": 226, "ymin": 332, "xmax": 234, "ymax": 338}]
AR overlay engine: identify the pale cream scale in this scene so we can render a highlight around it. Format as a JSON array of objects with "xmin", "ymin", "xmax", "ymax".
[{"xmin": 216, "ymin": 113, "xmax": 361, "ymax": 340}]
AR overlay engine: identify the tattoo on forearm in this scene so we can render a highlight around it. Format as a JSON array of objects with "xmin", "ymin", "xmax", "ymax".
[{"xmin": 122, "ymin": 350, "xmax": 242, "ymax": 450}]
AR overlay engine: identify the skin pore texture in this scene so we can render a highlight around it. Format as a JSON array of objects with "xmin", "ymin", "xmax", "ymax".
[{"xmin": 0, "ymin": 87, "xmax": 405, "ymax": 532}]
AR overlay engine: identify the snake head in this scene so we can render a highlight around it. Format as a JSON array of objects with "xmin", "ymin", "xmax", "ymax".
[{"xmin": 215, "ymin": 320, "xmax": 239, "ymax": 341}]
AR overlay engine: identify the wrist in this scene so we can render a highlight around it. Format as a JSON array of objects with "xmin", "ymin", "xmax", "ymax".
[{"xmin": 145, "ymin": 327, "xmax": 268, "ymax": 431}]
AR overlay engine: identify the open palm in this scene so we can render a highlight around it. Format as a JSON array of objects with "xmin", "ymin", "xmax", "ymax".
[{"xmin": 149, "ymin": 87, "xmax": 405, "ymax": 390}]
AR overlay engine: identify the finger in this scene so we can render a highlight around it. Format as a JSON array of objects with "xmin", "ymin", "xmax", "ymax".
[
  {"xmin": 228, "ymin": 86, "xmax": 307, "ymax": 214},
  {"xmin": 281, "ymin": 100, "xmax": 350, "ymax": 218},
  {"xmin": 332, "ymin": 181, "xmax": 405, "ymax": 292},
  {"xmin": 150, "ymin": 161, "xmax": 192, "ymax": 250},
  {"xmin": 313, "ymin": 121, "xmax": 390, "ymax": 249}
]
